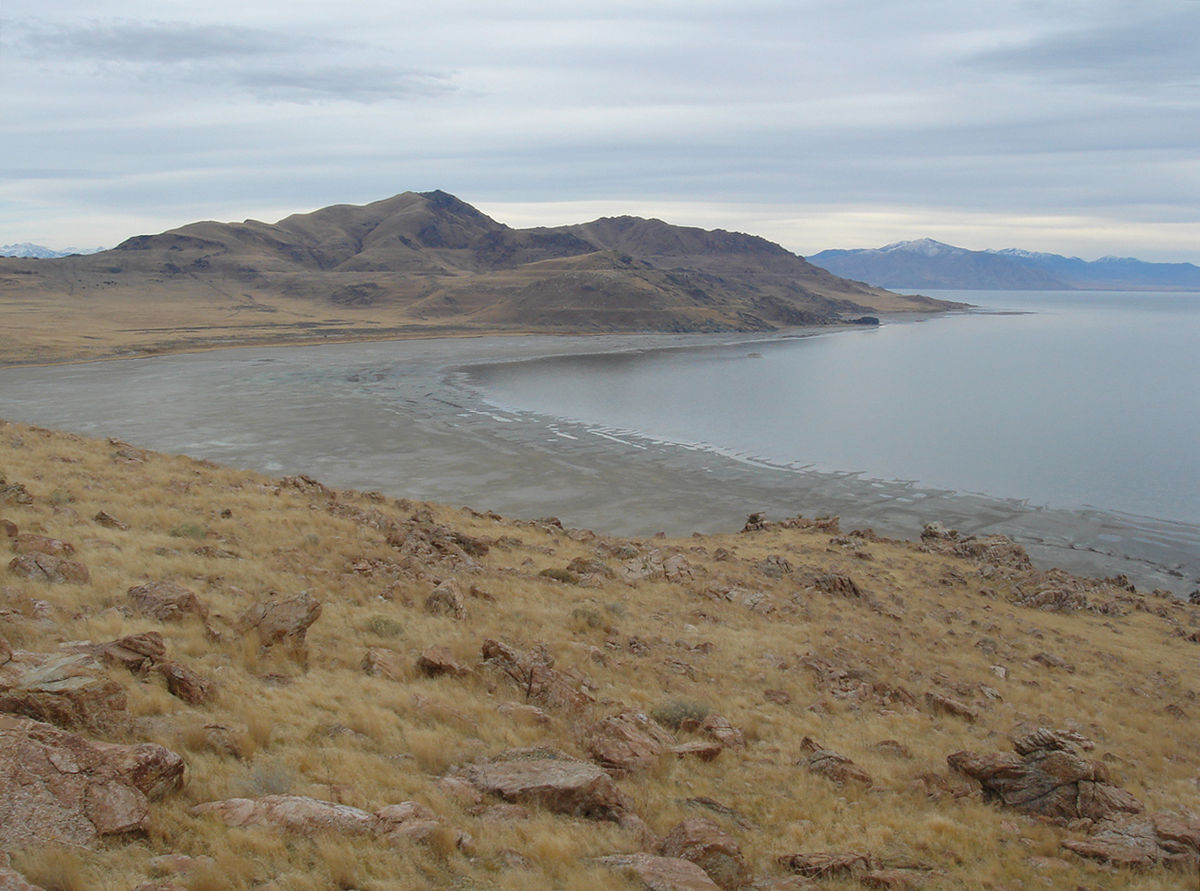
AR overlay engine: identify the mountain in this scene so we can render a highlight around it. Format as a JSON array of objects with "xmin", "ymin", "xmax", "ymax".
[
  {"xmin": 808, "ymin": 238, "xmax": 1200, "ymax": 290},
  {"xmin": 0, "ymin": 191, "xmax": 960, "ymax": 364},
  {"xmin": 0, "ymin": 242, "xmax": 105, "ymax": 259}
]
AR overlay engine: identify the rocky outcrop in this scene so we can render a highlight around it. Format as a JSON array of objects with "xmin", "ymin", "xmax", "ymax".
[
  {"xmin": 1062, "ymin": 812, "xmax": 1200, "ymax": 868},
  {"xmin": 0, "ymin": 653, "xmax": 128, "ymax": 735},
  {"xmin": 425, "ymin": 579, "xmax": 467, "ymax": 619},
  {"xmin": 586, "ymin": 711, "xmax": 675, "ymax": 774},
  {"xmin": 8, "ymin": 553, "xmax": 90, "ymax": 584},
  {"xmin": 67, "ymin": 632, "xmax": 167, "ymax": 675},
  {"xmin": 12, "ymin": 534, "xmax": 74, "ymax": 557},
  {"xmin": 0, "ymin": 715, "xmax": 185, "ymax": 847},
  {"xmin": 155, "ymin": 662, "xmax": 212, "ymax": 705},
  {"xmin": 192, "ymin": 795, "xmax": 376, "ymax": 835},
  {"xmin": 417, "ymin": 645, "xmax": 470, "ymax": 677},
  {"xmin": 597, "ymin": 853, "xmax": 721, "ymax": 890},
  {"xmin": 948, "ymin": 732, "xmax": 1143, "ymax": 822},
  {"xmin": 800, "ymin": 738, "xmax": 872, "ymax": 787},
  {"xmin": 481, "ymin": 638, "xmax": 593, "ymax": 711},
  {"xmin": 659, "ymin": 817, "xmax": 751, "ymax": 890},
  {"xmin": 238, "ymin": 591, "xmax": 321, "ymax": 651},
  {"xmin": 128, "ymin": 581, "xmax": 209, "ymax": 623},
  {"xmin": 457, "ymin": 747, "xmax": 632, "ymax": 821}
]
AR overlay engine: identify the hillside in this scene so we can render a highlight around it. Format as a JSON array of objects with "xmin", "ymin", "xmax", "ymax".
[
  {"xmin": 0, "ymin": 192, "xmax": 957, "ymax": 366},
  {"xmin": 1, "ymin": 418, "xmax": 1198, "ymax": 889},
  {"xmin": 809, "ymin": 239, "xmax": 1200, "ymax": 291}
]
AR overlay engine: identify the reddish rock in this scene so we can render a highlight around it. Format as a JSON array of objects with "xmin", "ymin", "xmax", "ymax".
[
  {"xmin": 802, "ymin": 741, "xmax": 873, "ymax": 787},
  {"xmin": 425, "ymin": 579, "xmax": 467, "ymax": 619},
  {"xmin": 660, "ymin": 817, "xmax": 751, "ymax": 890},
  {"xmin": 192, "ymin": 795, "xmax": 376, "ymax": 835},
  {"xmin": 0, "ymin": 518, "xmax": 17, "ymax": 538},
  {"xmin": 663, "ymin": 553, "xmax": 696, "ymax": 583},
  {"xmin": 417, "ymin": 645, "xmax": 470, "ymax": 678},
  {"xmin": 67, "ymin": 632, "xmax": 166, "ymax": 675},
  {"xmin": 586, "ymin": 711, "xmax": 675, "ymax": 774},
  {"xmin": 671, "ymin": 741, "xmax": 724, "ymax": 762},
  {"xmin": 1062, "ymin": 811, "xmax": 1200, "ymax": 868},
  {"xmin": 12, "ymin": 534, "xmax": 74, "ymax": 557},
  {"xmin": 128, "ymin": 581, "xmax": 209, "ymax": 623},
  {"xmin": 0, "ymin": 633, "xmax": 10, "ymax": 667},
  {"xmin": 0, "ymin": 715, "xmax": 184, "ymax": 847},
  {"xmin": 598, "ymin": 853, "xmax": 721, "ymax": 890},
  {"xmin": 8, "ymin": 553, "xmax": 89, "ymax": 584},
  {"xmin": 155, "ymin": 661, "xmax": 212, "ymax": 705},
  {"xmin": 924, "ymin": 691, "xmax": 977, "ymax": 722},
  {"xmin": 699, "ymin": 714, "xmax": 745, "ymax": 748},
  {"xmin": 460, "ymin": 748, "xmax": 632, "ymax": 821},
  {"xmin": 0, "ymin": 653, "xmax": 128, "ymax": 735},
  {"xmin": 481, "ymin": 638, "xmax": 593, "ymax": 712},
  {"xmin": 238, "ymin": 591, "xmax": 321, "ymax": 651},
  {"xmin": 948, "ymin": 743, "xmax": 1143, "ymax": 823},
  {"xmin": 780, "ymin": 851, "xmax": 873, "ymax": 878},
  {"xmin": 94, "ymin": 510, "xmax": 129, "ymax": 530},
  {"xmin": 362, "ymin": 647, "xmax": 404, "ymax": 680}
]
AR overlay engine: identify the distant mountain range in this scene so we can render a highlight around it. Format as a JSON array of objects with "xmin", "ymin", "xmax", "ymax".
[
  {"xmin": 0, "ymin": 243, "xmax": 105, "ymax": 259},
  {"xmin": 808, "ymin": 238, "xmax": 1200, "ymax": 291}
]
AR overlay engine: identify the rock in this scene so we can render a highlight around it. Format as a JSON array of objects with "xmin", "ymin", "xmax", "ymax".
[
  {"xmin": 0, "ymin": 481, "xmax": 32, "ymax": 505},
  {"xmin": 620, "ymin": 549, "xmax": 667, "ymax": 584},
  {"xmin": 425, "ymin": 579, "xmax": 467, "ymax": 619},
  {"xmin": 128, "ymin": 581, "xmax": 209, "ymax": 623},
  {"xmin": 742, "ymin": 513, "xmax": 768, "ymax": 532},
  {"xmin": 948, "ymin": 741, "xmax": 1144, "ymax": 822},
  {"xmin": 238, "ymin": 591, "xmax": 322, "ymax": 651},
  {"xmin": 94, "ymin": 510, "xmax": 129, "ymax": 530},
  {"xmin": 12, "ymin": 534, "xmax": 74, "ymax": 557},
  {"xmin": 481, "ymin": 638, "xmax": 593, "ymax": 712},
  {"xmin": 586, "ymin": 711, "xmax": 675, "ymax": 774},
  {"xmin": 8, "ymin": 553, "xmax": 90, "ymax": 585},
  {"xmin": 375, "ymin": 800, "xmax": 442, "ymax": 842},
  {"xmin": 671, "ymin": 741, "xmax": 724, "ymax": 762},
  {"xmin": 698, "ymin": 714, "xmax": 745, "ymax": 748},
  {"xmin": 779, "ymin": 851, "xmax": 873, "ymax": 878},
  {"xmin": 659, "ymin": 817, "xmax": 751, "ymax": 891},
  {"xmin": 663, "ymin": 553, "xmax": 696, "ymax": 583},
  {"xmin": 1012, "ymin": 727, "xmax": 1094, "ymax": 755},
  {"xmin": 808, "ymin": 573, "xmax": 866, "ymax": 599},
  {"xmin": 279, "ymin": 474, "xmax": 334, "ymax": 498},
  {"xmin": 434, "ymin": 776, "xmax": 483, "ymax": 808},
  {"xmin": 459, "ymin": 748, "xmax": 632, "ymax": 821},
  {"xmin": 192, "ymin": 795, "xmax": 377, "ymax": 835},
  {"xmin": 0, "ymin": 715, "xmax": 184, "ymax": 847},
  {"xmin": 0, "ymin": 653, "xmax": 128, "ymax": 735},
  {"xmin": 417, "ymin": 645, "xmax": 470, "ymax": 678},
  {"xmin": 597, "ymin": 853, "xmax": 721, "ymax": 890},
  {"xmin": 0, "ymin": 518, "xmax": 17, "ymax": 538},
  {"xmin": 362, "ymin": 647, "xmax": 404, "ymax": 680},
  {"xmin": 1062, "ymin": 811, "xmax": 1200, "ymax": 868},
  {"xmin": 924, "ymin": 691, "xmax": 977, "ymax": 722},
  {"xmin": 155, "ymin": 661, "xmax": 213, "ymax": 705},
  {"xmin": 0, "ymin": 633, "xmax": 10, "ymax": 666},
  {"xmin": 801, "ymin": 740, "xmax": 873, "ymax": 787},
  {"xmin": 67, "ymin": 632, "xmax": 166, "ymax": 675}
]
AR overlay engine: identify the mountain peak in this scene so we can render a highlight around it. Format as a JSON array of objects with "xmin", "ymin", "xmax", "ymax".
[{"xmin": 878, "ymin": 238, "xmax": 962, "ymax": 256}]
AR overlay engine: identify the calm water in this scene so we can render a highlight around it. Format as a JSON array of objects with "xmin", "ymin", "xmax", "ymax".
[{"xmin": 467, "ymin": 290, "xmax": 1200, "ymax": 526}]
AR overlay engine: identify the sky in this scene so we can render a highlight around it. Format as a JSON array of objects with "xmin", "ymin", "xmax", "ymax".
[{"xmin": 3, "ymin": 0, "xmax": 1199, "ymax": 262}]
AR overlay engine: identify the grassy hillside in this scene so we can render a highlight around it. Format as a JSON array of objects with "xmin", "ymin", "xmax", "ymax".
[{"xmin": 1, "ymin": 418, "xmax": 1197, "ymax": 889}]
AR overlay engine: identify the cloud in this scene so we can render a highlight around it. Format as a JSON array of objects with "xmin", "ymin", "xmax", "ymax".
[{"xmin": 9, "ymin": 20, "xmax": 456, "ymax": 103}]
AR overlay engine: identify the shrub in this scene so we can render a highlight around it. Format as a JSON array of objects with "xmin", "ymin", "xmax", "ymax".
[
  {"xmin": 650, "ymin": 699, "xmax": 710, "ymax": 730},
  {"xmin": 364, "ymin": 615, "xmax": 405, "ymax": 638},
  {"xmin": 539, "ymin": 568, "xmax": 579, "ymax": 584},
  {"xmin": 169, "ymin": 522, "xmax": 206, "ymax": 539}
]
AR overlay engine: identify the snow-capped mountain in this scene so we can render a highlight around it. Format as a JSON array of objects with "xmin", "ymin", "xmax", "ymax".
[{"xmin": 0, "ymin": 243, "xmax": 105, "ymax": 259}]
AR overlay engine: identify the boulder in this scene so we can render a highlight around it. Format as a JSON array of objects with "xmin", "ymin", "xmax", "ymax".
[
  {"xmin": 586, "ymin": 711, "xmax": 675, "ymax": 774},
  {"xmin": 0, "ymin": 715, "xmax": 185, "ymax": 847},
  {"xmin": 425, "ymin": 579, "xmax": 467, "ymax": 619},
  {"xmin": 128, "ymin": 581, "xmax": 209, "ymax": 623},
  {"xmin": 659, "ymin": 817, "xmax": 751, "ymax": 890},
  {"xmin": 155, "ymin": 661, "xmax": 213, "ymax": 705},
  {"xmin": 671, "ymin": 741, "xmax": 724, "ymax": 762},
  {"xmin": 0, "ymin": 653, "xmax": 128, "ymax": 735},
  {"xmin": 66, "ymin": 631, "xmax": 166, "ymax": 675},
  {"xmin": 459, "ymin": 748, "xmax": 632, "ymax": 821},
  {"xmin": 0, "ymin": 518, "xmax": 17, "ymax": 538},
  {"xmin": 12, "ymin": 534, "xmax": 74, "ymax": 557},
  {"xmin": 238, "ymin": 591, "xmax": 321, "ymax": 651},
  {"xmin": 362, "ymin": 647, "xmax": 404, "ymax": 680},
  {"xmin": 698, "ymin": 714, "xmax": 745, "ymax": 748},
  {"xmin": 801, "ymin": 739, "xmax": 872, "ymax": 787},
  {"xmin": 948, "ymin": 741, "xmax": 1143, "ymax": 822},
  {"xmin": 8, "ymin": 553, "xmax": 90, "ymax": 585},
  {"xmin": 780, "ymin": 851, "xmax": 873, "ymax": 878},
  {"xmin": 924, "ymin": 691, "xmax": 977, "ymax": 722},
  {"xmin": 597, "ymin": 853, "xmax": 721, "ymax": 890},
  {"xmin": 192, "ymin": 795, "xmax": 376, "ymax": 835},
  {"xmin": 417, "ymin": 645, "xmax": 470, "ymax": 678},
  {"xmin": 481, "ymin": 638, "xmax": 593, "ymax": 712},
  {"xmin": 94, "ymin": 510, "xmax": 129, "ymax": 530},
  {"xmin": 1062, "ymin": 812, "xmax": 1200, "ymax": 868}
]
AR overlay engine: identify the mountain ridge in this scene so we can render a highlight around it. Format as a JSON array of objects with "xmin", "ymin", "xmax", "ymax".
[
  {"xmin": 809, "ymin": 239, "xmax": 1200, "ymax": 290},
  {"xmin": 0, "ymin": 191, "xmax": 959, "ymax": 365}
]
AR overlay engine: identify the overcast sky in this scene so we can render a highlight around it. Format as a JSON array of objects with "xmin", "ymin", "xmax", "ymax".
[{"xmin": 3, "ymin": 0, "xmax": 1199, "ymax": 261}]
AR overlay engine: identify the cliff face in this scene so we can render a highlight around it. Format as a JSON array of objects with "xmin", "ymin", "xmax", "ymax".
[{"xmin": 0, "ymin": 192, "xmax": 961, "ymax": 363}]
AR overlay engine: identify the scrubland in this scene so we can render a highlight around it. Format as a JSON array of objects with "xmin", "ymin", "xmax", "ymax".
[{"xmin": 1, "ymin": 417, "xmax": 1198, "ymax": 890}]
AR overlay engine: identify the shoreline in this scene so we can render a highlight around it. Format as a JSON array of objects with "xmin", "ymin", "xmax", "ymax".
[{"xmin": 2, "ymin": 325, "xmax": 1197, "ymax": 595}]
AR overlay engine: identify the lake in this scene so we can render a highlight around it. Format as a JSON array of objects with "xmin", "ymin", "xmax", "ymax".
[{"xmin": 1, "ymin": 289, "xmax": 1197, "ymax": 593}]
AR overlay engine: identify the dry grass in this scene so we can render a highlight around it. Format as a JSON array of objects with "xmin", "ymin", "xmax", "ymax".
[{"xmin": 2, "ymin": 417, "xmax": 1199, "ymax": 889}]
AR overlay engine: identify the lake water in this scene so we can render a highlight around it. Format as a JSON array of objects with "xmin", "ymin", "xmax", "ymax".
[
  {"xmin": 467, "ymin": 290, "xmax": 1200, "ymax": 527},
  {"xmin": 1, "ymin": 290, "xmax": 1197, "ymax": 593}
]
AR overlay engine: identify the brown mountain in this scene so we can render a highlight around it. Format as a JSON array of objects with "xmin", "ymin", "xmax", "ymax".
[{"xmin": 0, "ymin": 191, "xmax": 960, "ymax": 364}]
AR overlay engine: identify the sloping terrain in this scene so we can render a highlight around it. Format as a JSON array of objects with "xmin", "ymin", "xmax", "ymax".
[
  {"xmin": 0, "ymin": 192, "xmax": 957, "ymax": 365},
  {"xmin": 1, "ymin": 418, "xmax": 1198, "ymax": 889}
]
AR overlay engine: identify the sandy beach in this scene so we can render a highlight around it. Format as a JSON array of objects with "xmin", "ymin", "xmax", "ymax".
[{"xmin": 3, "ymin": 327, "xmax": 1198, "ymax": 595}]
